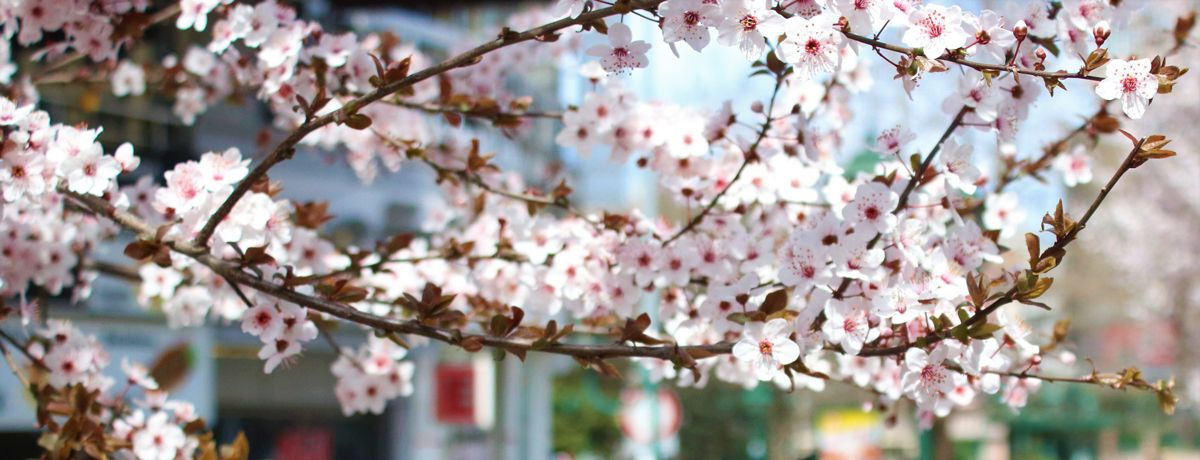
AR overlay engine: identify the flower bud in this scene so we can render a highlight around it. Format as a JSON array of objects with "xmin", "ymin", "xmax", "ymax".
[
  {"xmin": 750, "ymin": 101, "xmax": 764, "ymax": 113},
  {"xmin": 1093, "ymin": 21, "xmax": 1111, "ymax": 47},
  {"xmin": 1035, "ymin": 47, "xmax": 1047, "ymax": 62},
  {"xmin": 1012, "ymin": 21, "xmax": 1028, "ymax": 42}
]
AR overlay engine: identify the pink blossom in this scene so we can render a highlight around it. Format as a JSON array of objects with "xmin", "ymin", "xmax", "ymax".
[
  {"xmin": 1095, "ymin": 58, "xmax": 1157, "ymax": 119},
  {"xmin": 902, "ymin": 4, "xmax": 969, "ymax": 59},
  {"xmin": 776, "ymin": 13, "xmax": 842, "ymax": 80},
  {"xmin": 587, "ymin": 23, "xmax": 650, "ymax": 75},
  {"xmin": 732, "ymin": 318, "xmax": 801, "ymax": 380},
  {"xmin": 660, "ymin": 0, "xmax": 718, "ymax": 52},
  {"xmin": 1054, "ymin": 145, "xmax": 1094, "ymax": 187}
]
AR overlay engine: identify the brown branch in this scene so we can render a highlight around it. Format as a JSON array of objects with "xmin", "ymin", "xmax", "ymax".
[
  {"xmin": 65, "ymin": 190, "xmax": 734, "ymax": 362},
  {"xmin": 0, "ymin": 338, "xmax": 32, "ymax": 391},
  {"xmin": 390, "ymin": 100, "xmax": 562, "ymax": 121},
  {"xmin": 83, "ymin": 259, "xmax": 140, "ymax": 282},
  {"xmin": 994, "ymin": 104, "xmax": 1108, "ymax": 194},
  {"xmin": 292, "ymin": 249, "xmax": 525, "ymax": 286},
  {"xmin": 838, "ymin": 30, "xmax": 1104, "ymax": 82},
  {"xmin": 0, "ymin": 329, "xmax": 44, "ymax": 372},
  {"xmin": 192, "ymin": 0, "xmax": 668, "ymax": 248}
]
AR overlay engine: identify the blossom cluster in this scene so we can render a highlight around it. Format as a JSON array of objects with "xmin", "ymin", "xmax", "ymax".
[
  {"xmin": 0, "ymin": 0, "xmax": 1183, "ymax": 440},
  {"xmin": 0, "ymin": 96, "xmax": 131, "ymax": 314},
  {"xmin": 25, "ymin": 321, "xmax": 202, "ymax": 459},
  {"xmin": 331, "ymin": 335, "xmax": 416, "ymax": 416}
]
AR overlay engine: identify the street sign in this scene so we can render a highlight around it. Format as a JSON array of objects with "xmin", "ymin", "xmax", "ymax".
[
  {"xmin": 617, "ymin": 387, "xmax": 682, "ymax": 445},
  {"xmin": 435, "ymin": 364, "xmax": 475, "ymax": 425}
]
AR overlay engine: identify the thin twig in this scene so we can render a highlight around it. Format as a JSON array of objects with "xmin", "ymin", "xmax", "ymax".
[
  {"xmin": 859, "ymin": 139, "xmax": 1145, "ymax": 356},
  {"xmin": 390, "ymin": 100, "xmax": 562, "ymax": 121},
  {"xmin": 838, "ymin": 30, "xmax": 1103, "ymax": 82},
  {"xmin": 828, "ymin": 106, "xmax": 969, "ymax": 301},
  {"xmin": 662, "ymin": 73, "xmax": 786, "ymax": 246}
]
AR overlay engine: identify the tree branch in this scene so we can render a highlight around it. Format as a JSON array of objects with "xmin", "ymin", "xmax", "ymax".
[
  {"xmin": 65, "ymin": 190, "xmax": 734, "ymax": 362},
  {"xmin": 390, "ymin": 99, "xmax": 562, "ymax": 121},
  {"xmin": 838, "ymin": 30, "xmax": 1104, "ymax": 82}
]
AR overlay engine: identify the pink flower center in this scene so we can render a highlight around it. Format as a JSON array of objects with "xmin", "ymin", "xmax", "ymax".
[
  {"xmin": 637, "ymin": 253, "xmax": 651, "ymax": 267},
  {"xmin": 805, "ymin": 38, "xmax": 821, "ymax": 55},
  {"xmin": 758, "ymin": 339, "xmax": 773, "ymax": 356},
  {"xmin": 684, "ymin": 11, "xmax": 701, "ymax": 26},
  {"xmin": 919, "ymin": 12, "xmax": 946, "ymax": 38},
  {"xmin": 1120, "ymin": 75, "xmax": 1139, "ymax": 94},
  {"xmin": 842, "ymin": 317, "xmax": 857, "ymax": 333},
  {"xmin": 739, "ymin": 14, "xmax": 758, "ymax": 31},
  {"xmin": 864, "ymin": 206, "xmax": 881, "ymax": 220},
  {"xmin": 920, "ymin": 363, "xmax": 946, "ymax": 385}
]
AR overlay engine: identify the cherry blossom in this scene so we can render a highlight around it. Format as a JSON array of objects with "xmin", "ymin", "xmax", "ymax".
[
  {"xmin": 836, "ymin": 0, "xmax": 888, "ymax": 34},
  {"xmin": 901, "ymin": 345, "xmax": 964, "ymax": 415},
  {"xmin": 177, "ymin": 0, "xmax": 221, "ymax": 32},
  {"xmin": 1054, "ymin": 144, "xmax": 1094, "ymax": 187},
  {"xmin": 122, "ymin": 358, "xmax": 160, "ymax": 390},
  {"xmin": 982, "ymin": 192, "xmax": 1026, "ymax": 239},
  {"xmin": 870, "ymin": 125, "xmax": 916, "ymax": 157},
  {"xmin": 963, "ymin": 10, "xmax": 1016, "ymax": 63},
  {"xmin": 902, "ymin": 4, "xmax": 969, "ymax": 60},
  {"xmin": 133, "ymin": 411, "xmax": 186, "ymax": 460},
  {"xmin": 844, "ymin": 182, "xmax": 899, "ymax": 234},
  {"xmin": 1095, "ymin": 58, "xmax": 1158, "ymax": 119},
  {"xmin": 716, "ymin": 0, "xmax": 786, "ymax": 59},
  {"xmin": 660, "ymin": 0, "xmax": 718, "ymax": 52},
  {"xmin": 587, "ymin": 23, "xmax": 650, "ymax": 75},
  {"xmin": 938, "ymin": 138, "xmax": 981, "ymax": 194},
  {"xmin": 111, "ymin": 60, "xmax": 147, "ymax": 97},
  {"xmin": 0, "ymin": 148, "xmax": 47, "ymax": 201},
  {"xmin": 776, "ymin": 13, "xmax": 842, "ymax": 80},
  {"xmin": 822, "ymin": 299, "xmax": 877, "ymax": 355},
  {"xmin": 778, "ymin": 239, "xmax": 833, "ymax": 290},
  {"xmin": 732, "ymin": 318, "xmax": 802, "ymax": 380}
]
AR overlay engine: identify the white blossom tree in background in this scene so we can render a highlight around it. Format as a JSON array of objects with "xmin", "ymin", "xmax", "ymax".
[{"xmin": 0, "ymin": 0, "xmax": 1192, "ymax": 457}]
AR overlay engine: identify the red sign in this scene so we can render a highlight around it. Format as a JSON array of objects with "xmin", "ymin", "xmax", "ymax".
[
  {"xmin": 275, "ymin": 426, "xmax": 332, "ymax": 460},
  {"xmin": 436, "ymin": 364, "xmax": 475, "ymax": 424}
]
